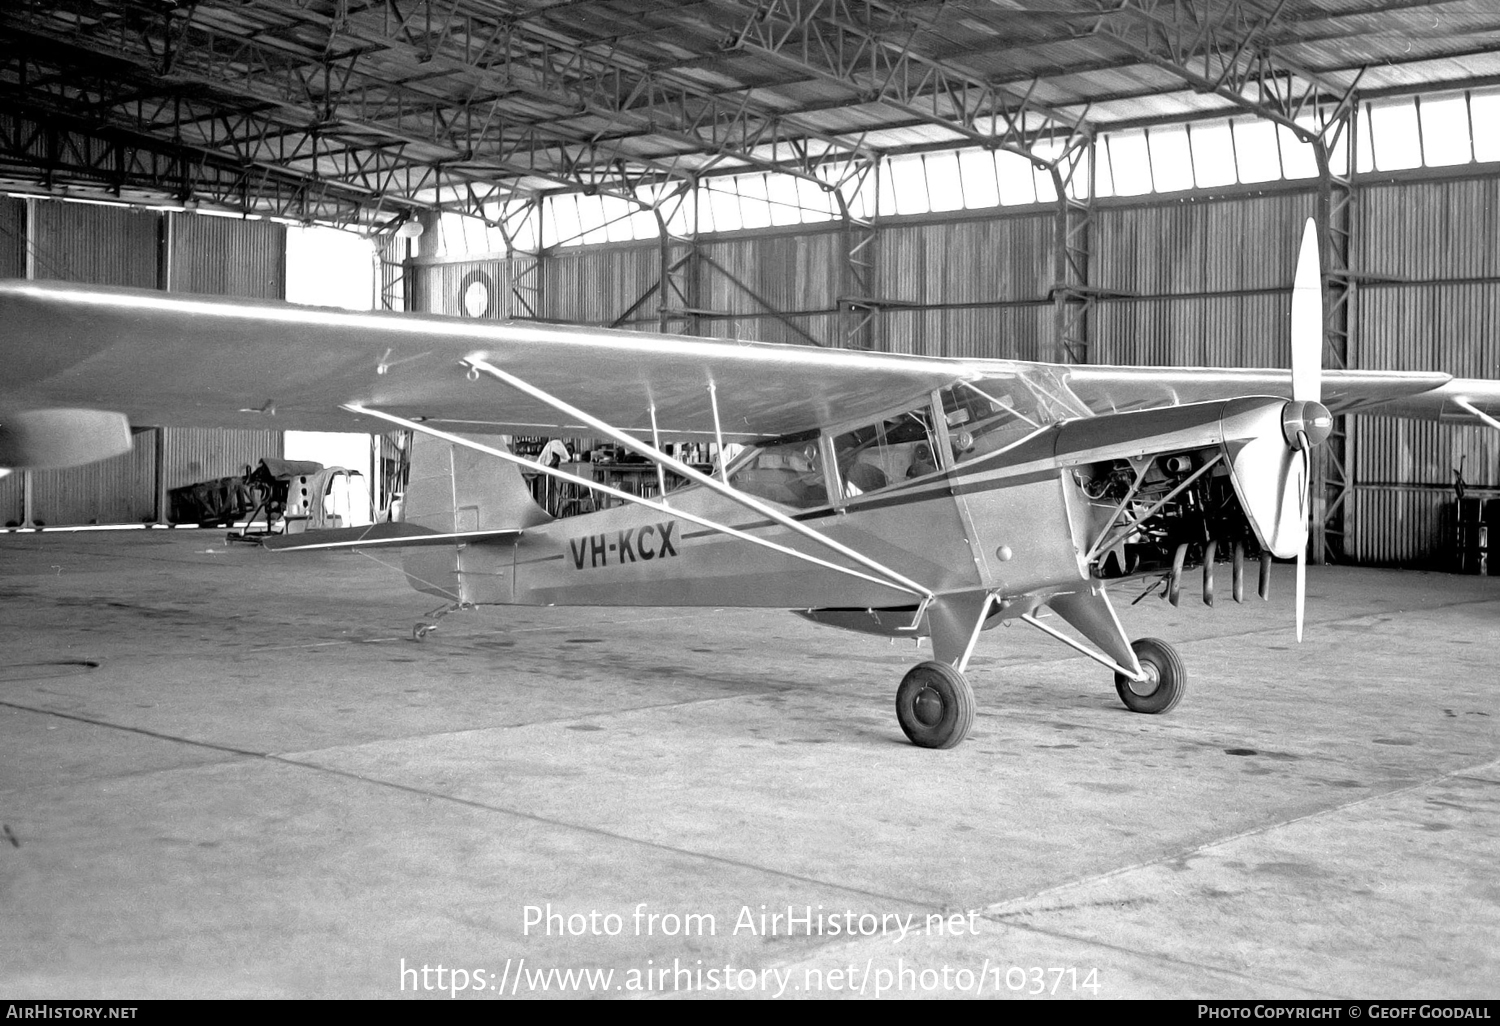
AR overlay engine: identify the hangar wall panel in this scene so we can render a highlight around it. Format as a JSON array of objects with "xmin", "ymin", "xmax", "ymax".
[
  {"xmin": 28, "ymin": 430, "xmax": 157, "ymax": 526},
  {"xmin": 170, "ymin": 214, "xmax": 285, "ymax": 298},
  {"xmin": 547, "ymin": 244, "xmax": 660, "ymax": 327},
  {"xmin": 412, "ymin": 258, "xmax": 515, "ymax": 318},
  {"xmin": 704, "ymin": 312, "xmax": 843, "ymax": 349},
  {"xmin": 1349, "ymin": 276, "xmax": 1500, "ymax": 566},
  {"xmin": 161, "ymin": 214, "xmax": 287, "ymax": 511},
  {"xmin": 160, "ymin": 428, "xmax": 282, "ymax": 492},
  {"xmin": 1093, "ymin": 192, "xmax": 1315, "ymax": 295},
  {"xmin": 1, "ymin": 199, "xmax": 25, "ymax": 523},
  {"xmin": 11, "ymin": 200, "xmax": 287, "ymax": 526},
  {"xmin": 25, "ymin": 202, "xmax": 160, "ymax": 524},
  {"xmin": 0, "ymin": 197, "xmax": 24, "ymax": 277},
  {"xmin": 883, "ymin": 304, "xmax": 1051, "ymax": 360},
  {"xmin": 877, "ymin": 213, "xmax": 1053, "ymax": 306},
  {"xmin": 1358, "ymin": 177, "xmax": 1500, "ymax": 281},
  {"xmin": 0, "ymin": 197, "xmax": 23, "ymax": 522},
  {"xmin": 30, "ymin": 202, "xmax": 159, "ymax": 287},
  {"xmin": 1090, "ymin": 293, "xmax": 1289, "ymax": 368},
  {"xmin": 698, "ymin": 230, "xmax": 842, "ymax": 318}
]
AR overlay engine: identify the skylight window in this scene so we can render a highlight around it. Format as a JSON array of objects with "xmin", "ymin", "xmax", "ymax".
[
  {"xmin": 1419, "ymin": 94, "xmax": 1473, "ymax": 167},
  {"xmin": 1107, "ymin": 131, "xmax": 1153, "ymax": 195},
  {"xmin": 1232, "ymin": 119, "xmax": 1282, "ymax": 183},
  {"xmin": 1370, "ymin": 99, "xmax": 1423, "ymax": 171},
  {"xmin": 925, "ymin": 152, "xmax": 966, "ymax": 212},
  {"xmin": 996, "ymin": 150, "xmax": 1038, "ymax": 205},
  {"xmin": 1147, "ymin": 125, "xmax": 1194, "ymax": 193},
  {"xmin": 958, "ymin": 149, "xmax": 1000, "ymax": 209},
  {"xmin": 1471, "ymin": 90, "xmax": 1500, "ymax": 161},
  {"xmin": 1188, "ymin": 122, "xmax": 1237, "ymax": 187}
]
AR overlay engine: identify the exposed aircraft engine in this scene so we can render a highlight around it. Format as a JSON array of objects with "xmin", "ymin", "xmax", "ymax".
[{"xmin": 1077, "ymin": 444, "xmax": 1270, "ymax": 607}]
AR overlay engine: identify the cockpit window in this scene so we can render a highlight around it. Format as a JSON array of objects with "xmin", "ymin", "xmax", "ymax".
[
  {"xmin": 832, "ymin": 406, "xmax": 940, "ymax": 499},
  {"xmin": 941, "ymin": 377, "xmax": 1071, "ymax": 464},
  {"xmin": 726, "ymin": 437, "xmax": 828, "ymax": 509}
]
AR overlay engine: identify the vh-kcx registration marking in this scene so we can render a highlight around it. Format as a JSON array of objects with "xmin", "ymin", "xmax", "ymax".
[{"xmin": 568, "ymin": 521, "xmax": 680, "ymax": 570}]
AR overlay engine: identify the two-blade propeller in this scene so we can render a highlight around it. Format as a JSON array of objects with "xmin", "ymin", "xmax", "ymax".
[{"xmin": 1283, "ymin": 219, "xmax": 1335, "ymax": 641}]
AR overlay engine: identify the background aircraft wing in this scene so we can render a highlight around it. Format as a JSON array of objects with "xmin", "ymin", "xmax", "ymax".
[
  {"xmin": 1356, "ymin": 378, "xmax": 1500, "ymax": 429},
  {"xmin": 1061, "ymin": 365, "xmax": 1458, "ymax": 416},
  {"xmin": 0, "ymin": 280, "xmax": 977, "ymax": 443}
]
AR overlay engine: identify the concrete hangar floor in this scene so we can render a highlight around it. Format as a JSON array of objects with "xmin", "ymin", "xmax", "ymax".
[{"xmin": 0, "ymin": 530, "xmax": 1495, "ymax": 1000}]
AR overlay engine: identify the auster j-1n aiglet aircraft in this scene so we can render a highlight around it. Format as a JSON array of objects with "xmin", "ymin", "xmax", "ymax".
[{"xmin": 2, "ymin": 221, "xmax": 1498, "ymax": 749}]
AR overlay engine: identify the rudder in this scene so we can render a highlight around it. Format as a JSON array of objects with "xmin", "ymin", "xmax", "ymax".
[{"xmin": 400, "ymin": 432, "xmax": 552, "ymax": 602}]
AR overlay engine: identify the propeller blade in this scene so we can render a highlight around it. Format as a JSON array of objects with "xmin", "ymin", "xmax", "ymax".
[
  {"xmin": 1295, "ymin": 441, "xmax": 1311, "ymax": 642},
  {"xmin": 1296, "ymin": 546, "xmax": 1307, "ymax": 642},
  {"xmin": 1292, "ymin": 218, "xmax": 1322, "ymax": 404}
]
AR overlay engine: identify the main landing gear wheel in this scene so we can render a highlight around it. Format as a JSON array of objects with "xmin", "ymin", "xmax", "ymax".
[
  {"xmin": 1114, "ymin": 637, "xmax": 1187, "ymax": 714},
  {"xmin": 896, "ymin": 661, "xmax": 976, "ymax": 749}
]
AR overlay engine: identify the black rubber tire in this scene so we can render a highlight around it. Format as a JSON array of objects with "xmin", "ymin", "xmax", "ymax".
[
  {"xmin": 895, "ymin": 661, "xmax": 976, "ymax": 749},
  {"xmin": 1114, "ymin": 637, "xmax": 1187, "ymax": 714}
]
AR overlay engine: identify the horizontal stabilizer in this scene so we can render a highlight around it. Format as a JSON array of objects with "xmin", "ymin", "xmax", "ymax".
[{"xmin": 262, "ymin": 522, "xmax": 521, "ymax": 552}]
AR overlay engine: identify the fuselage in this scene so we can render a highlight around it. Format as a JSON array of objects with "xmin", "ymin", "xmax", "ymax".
[{"xmin": 400, "ymin": 393, "xmax": 1294, "ymax": 620}]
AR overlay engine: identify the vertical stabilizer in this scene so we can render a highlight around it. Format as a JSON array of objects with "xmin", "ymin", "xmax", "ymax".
[{"xmin": 400, "ymin": 432, "xmax": 551, "ymax": 601}]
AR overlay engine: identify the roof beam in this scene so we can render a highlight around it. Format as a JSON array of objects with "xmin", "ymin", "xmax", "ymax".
[
  {"xmin": 1089, "ymin": 0, "xmax": 1363, "ymax": 143},
  {"xmin": 731, "ymin": 0, "xmax": 1094, "ymax": 169},
  {"xmin": 248, "ymin": 0, "xmax": 878, "ymax": 186}
]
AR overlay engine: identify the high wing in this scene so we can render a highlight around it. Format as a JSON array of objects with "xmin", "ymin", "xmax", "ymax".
[
  {"xmin": 1, "ymin": 279, "xmax": 1496, "ymax": 463},
  {"xmin": 0, "ymin": 279, "xmax": 971, "ymax": 442}
]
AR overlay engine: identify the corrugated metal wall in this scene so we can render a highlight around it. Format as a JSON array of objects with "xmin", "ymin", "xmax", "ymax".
[
  {"xmin": 6, "ymin": 201, "xmax": 287, "ymax": 526},
  {"xmin": 170, "ymin": 213, "xmax": 285, "ymax": 298},
  {"xmin": 406, "ymin": 170, "xmax": 1499, "ymax": 570},
  {"xmin": 0, "ymin": 198, "xmax": 26, "ymax": 525},
  {"xmin": 26, "ymin": 202, "xmax": 161, "ymax": 523},
  {"xmin": 160, "ymin": 212, "xmax": 288, "ymax": 507},
  {"xmin": 1349, "ymin": 176, "xmax": 1500, "ymax": 566},
  {"xmin": 28, "ymin": 430, "xmax": 158, "ymax": 526},
  {"xmin": 31, "ymin": 200, "xmax": 160, "ymax": 288}
]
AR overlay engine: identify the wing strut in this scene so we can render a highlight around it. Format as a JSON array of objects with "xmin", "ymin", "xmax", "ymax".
[
  {"xmin": 457, "ymin": 355, "xmax": 938, "ymax": 606},
  {"xmin": 1454, "ymin": 397, "xmax": 1500, "ymax": 433},
  {"xmin": 1083, "ymin": 453, "xmax": 1224, "ymax": 563},
  {"xmin": 344, "ymin": 403, "xmax": 928, "ymax": 601}
]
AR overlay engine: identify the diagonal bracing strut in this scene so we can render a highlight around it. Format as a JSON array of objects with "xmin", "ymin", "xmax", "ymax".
[
  {"xmin": 458, "ymin": 355, "xmax": 937, "ymax": 607},
  {"xmin": 344, "ymin": 404, "xmax": 930, "ymax": 601}
]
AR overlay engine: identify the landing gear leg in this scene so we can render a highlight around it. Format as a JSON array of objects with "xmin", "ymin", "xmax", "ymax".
[{"xmin": 413, "ymin": 601, "xmax": 472, "ymax": 641}]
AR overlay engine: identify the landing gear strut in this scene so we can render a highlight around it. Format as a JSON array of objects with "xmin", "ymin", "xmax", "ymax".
[
  {"xmin": 895, "ymin": 661, "xmax": 976, "ymax": 749},
  {"xmin": 1113, "ymin": 637, "xmax": 1187, "ymax": 714}
]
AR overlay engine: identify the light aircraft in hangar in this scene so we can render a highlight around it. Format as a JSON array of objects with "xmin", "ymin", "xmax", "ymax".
[{"xmin": 1, "ymin": 222, "xmax": 1497, "ymax": 749}]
